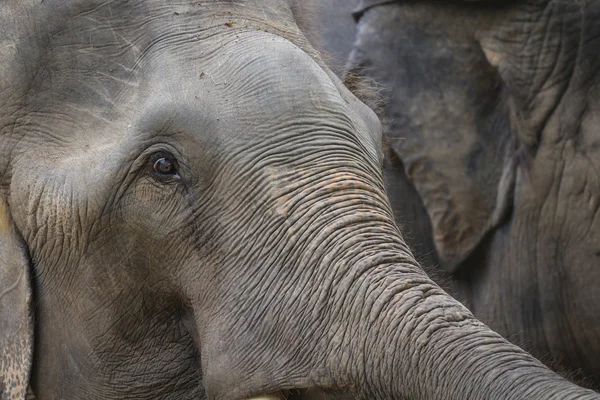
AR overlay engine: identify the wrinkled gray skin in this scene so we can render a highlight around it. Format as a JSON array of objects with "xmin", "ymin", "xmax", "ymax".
[
  {"xmin": 1, "ymin": 1, "xmax": 599, "ymax": 400},
  {"xmin": 333, "ymin": 0, "xmax": 600, "ymax": 387}
]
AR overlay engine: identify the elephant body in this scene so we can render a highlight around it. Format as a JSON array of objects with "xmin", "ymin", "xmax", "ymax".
[
  {"xmin": 1, "ymin": 1, "xmax": 599, "ymax": 399},
  {"xmin": 321, "ymin": 0, "xmax": 600, "ymax": 387}
]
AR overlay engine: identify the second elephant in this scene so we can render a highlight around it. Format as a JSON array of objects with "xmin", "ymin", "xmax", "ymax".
[{"xmin": 340, "ymin": 0, "xmax": 600, "ymax": 387}]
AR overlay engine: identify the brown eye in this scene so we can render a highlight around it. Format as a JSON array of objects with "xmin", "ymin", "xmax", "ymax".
[{"xmin": 153, "ymin": 157, "xmax": 178, "ymax": 177}]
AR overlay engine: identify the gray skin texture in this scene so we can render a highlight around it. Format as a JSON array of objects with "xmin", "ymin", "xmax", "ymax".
[
  {"xmin": 1, "ymin": 1, "xmax": 599, "ymax": 399},
  {"xmin": 345, "ymin": 0, "xmax": 600, "ymax": 388}
]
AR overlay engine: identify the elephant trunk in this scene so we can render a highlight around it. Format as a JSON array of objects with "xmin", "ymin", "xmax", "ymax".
[
  {"xmin": 337, "ymin": 261, "xmax": 599, "ymax": 399},
  {"xmin": 185, "ymin": 161, "xmax": 599, "ymax": 399}
]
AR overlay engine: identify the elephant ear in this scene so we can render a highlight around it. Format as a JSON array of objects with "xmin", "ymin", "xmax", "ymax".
[
  {"xmin": 0, "ymin": 199, "xmax": 34, "ymax": 400},
  {"xmin": 346, "ymin": 2, "xmax": 517, "ymax": 273}
]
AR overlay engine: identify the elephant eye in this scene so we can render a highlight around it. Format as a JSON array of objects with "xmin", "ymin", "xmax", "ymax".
[
  {"xmin": 154, "ymin": 158, "xmax": 175, "ymax": 174},
  {"xmin": 151, "ymin": 155, "xmax": 180, "ymax": 179}
]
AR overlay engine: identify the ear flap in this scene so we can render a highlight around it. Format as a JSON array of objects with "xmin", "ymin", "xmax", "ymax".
[
  {"xmin": 346, "ymin": 2, "xmax": 517, "ymax": 273},
  {"xmin": 0, "ymin": 199, "xmax": 34, "ymax": 400},
  {"xmin": 475, "ymin": 1, "xmax": 576, "ymax": 153}
]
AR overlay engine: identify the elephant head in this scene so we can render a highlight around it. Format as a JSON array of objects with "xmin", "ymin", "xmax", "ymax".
[
  {"xmin": 1, "ymin": 1, "xmax": 598, "ymax": 399},
  {"xmin": 347, "ymin": 0, "xmax": 600, "ymax": 385}
]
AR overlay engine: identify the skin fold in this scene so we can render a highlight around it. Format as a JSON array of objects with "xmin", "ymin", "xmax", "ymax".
[
  {"xmin": 0, "ymin": 1, "xmax": 599, "ymax": 399},
  {"xmin": 326, "ymin": 0, "xmax": 600, "ymax": 388}
]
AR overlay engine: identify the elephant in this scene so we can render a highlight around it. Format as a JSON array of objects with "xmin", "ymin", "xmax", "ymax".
[
  {"xmin": 1, "ymin": 0, "xmax": 599, "ymax": 399},
  {"xmin": 322, "ymin": 0, "xmax": 600, "ymax": 388}
]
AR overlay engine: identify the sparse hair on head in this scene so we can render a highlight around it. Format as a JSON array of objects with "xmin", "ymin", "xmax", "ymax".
[{"xmin": 343, "ymin": 67, "xmax": 386, "ymax": 118}]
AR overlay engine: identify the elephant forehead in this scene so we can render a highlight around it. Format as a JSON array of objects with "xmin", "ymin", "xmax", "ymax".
[
  {"xmin": 127, "ymin": 34, "xmax": 358, "ymax": 156},
  {"xmin": 10, "ymin": 32, "xmax": 352, "ymax": 143},
  {"xmin": 149, "ymin": 32, "xmax": 353, "ymax": 134},
  {"xmin": 1, "ymin": 0, "xmax": 352, "ymax": 136},
  {"xmin": 117, "ymin": 33, "xmax": 356, "ymax": 150}
]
